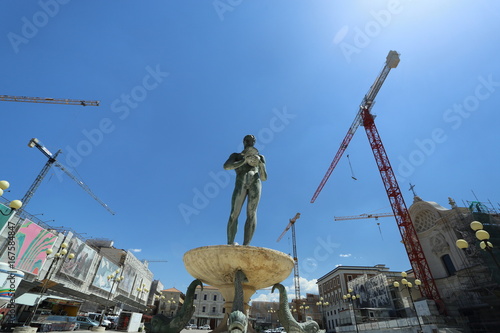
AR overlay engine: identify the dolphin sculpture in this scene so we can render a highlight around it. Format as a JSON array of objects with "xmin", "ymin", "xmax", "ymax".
[
  {"xmin": 271, "ymin": 283, "xmax": 319, "ymax": 333},
  {"xmin": 146, "ymin": 279, "xmax": 203, "ymax": 333}
]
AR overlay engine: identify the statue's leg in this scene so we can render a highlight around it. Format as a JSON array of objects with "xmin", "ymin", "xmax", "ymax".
[
  {"xmin": 243, "ymin": 181, "xmax": 261, "ymax": 245},
  {"xmin": 228, "ymin": 186, "xmax": 246, "ymax": 245}
]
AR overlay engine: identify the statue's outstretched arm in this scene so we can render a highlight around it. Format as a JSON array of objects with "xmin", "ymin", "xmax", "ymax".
[{"xmin": 224, "ymin": 153, "xmax": 246, "ymax": 170}]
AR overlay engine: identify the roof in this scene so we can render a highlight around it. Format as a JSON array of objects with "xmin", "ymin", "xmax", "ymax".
[
  {"xmin": 162, "ymin": 288, "xmax": 181, "ymax": 293},
  {"xmin": 15, "ymin": 293, "xmax": 83, "ymax": 306},
  {"xmin": 196, "ymin": 285, "xmax": 219, "ymax": 290}
]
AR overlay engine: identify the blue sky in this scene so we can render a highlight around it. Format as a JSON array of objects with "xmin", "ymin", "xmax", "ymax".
[{"xmin": 1, "ymin": 1, "xmax": 499, "ymax": 302}]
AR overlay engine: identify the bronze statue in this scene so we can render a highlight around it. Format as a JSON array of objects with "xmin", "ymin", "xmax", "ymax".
[{"xmin": 224, "ymin": 135, "xmax": 267, "ymax": 245}]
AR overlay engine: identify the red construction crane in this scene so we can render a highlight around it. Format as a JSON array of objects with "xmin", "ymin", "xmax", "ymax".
[
  {"xmin": 311, "ymin": 51, "xmax": 444, "ymax": 312},
  {"xmin": 277, "ymin": 213, "xmax": 303, "ymax": 321}
]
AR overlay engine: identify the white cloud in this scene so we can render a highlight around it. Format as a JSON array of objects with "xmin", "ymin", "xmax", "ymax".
[
  {"xmin": 252, "ymin": 292, "xmax": 280, "ymax": 303},
  {"xmin": 339, "ymin": 253, "xmax": 351, "ymax": 257},
  {"xmin": 129, "ymin": 248, "xmax": 142, "ymax": 253},
  {"xmin": 299, "ymin": 277, "xmax": 318, "ymax": 294},
  {"xmin": 250, "ymin": 278, "xmax": 318, "ymax": 305}
]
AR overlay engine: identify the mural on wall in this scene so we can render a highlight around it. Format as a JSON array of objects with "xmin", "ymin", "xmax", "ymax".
[
  {"xmin": 92, "ymin": 257, "xmax": 120, "ymax": 292},
  {"xmin": 118, "ymin": 261, "xmax": 136, "ymax": 294},
  {"xmin": 9, "ymin": 220, "xmax": 56, "ymax": 275},
  {"xmin": 350, "ymin": 274, "xmax": 392, "ymax": 308},
  {"xmin": 60, "ymin": 237, "xmax": 97, "ymax": 281}
]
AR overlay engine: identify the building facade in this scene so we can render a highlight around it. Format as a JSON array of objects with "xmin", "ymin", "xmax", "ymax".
[
  {"xmin": 0, "ymin": 205, "xmax": 156, "ymax": 323},
  {"xmin": 317, "ymin": 264, "xmax": 400, "ymax": 332},
  {"xmin": 317, "ymin": 197, "xmax": 500, "ymax": 332},
  {"xmin": 189, "ymin": 285, "xmax": 225, "ymax": 329},
  {"xmin": 409, "ymin": 196, "xmax": 500, "ymax": 331}
]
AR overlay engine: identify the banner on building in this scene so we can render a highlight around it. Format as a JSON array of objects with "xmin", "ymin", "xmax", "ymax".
[
  {"xmin": 92, "ymin": 257, "xmax": 120, "ymax": 292},
  {"xmin": 2, "ymin": 220, "xmax": 56, "ymax": 275},
  {"xmin": 60, "ymin": 237, "xmax": 97, "ymax": 281},
  {"xmin": 119, "ymin": 262, "xmax": 136, "ymax": 294},
  {"xmin": 350, "ymin": 273, "xmax": 392, "ymax": 308}
]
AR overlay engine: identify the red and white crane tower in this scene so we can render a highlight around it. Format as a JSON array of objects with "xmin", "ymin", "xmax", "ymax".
[{"xmin": 311, "ymin": 51, "xmax": 444, "ymax": 312}]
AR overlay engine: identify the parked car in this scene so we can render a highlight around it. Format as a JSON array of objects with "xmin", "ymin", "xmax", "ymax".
[
  {"xmin": 87, "ymin": 312, "xmax": 112, "ymax": 327},
  {"xmin": 76, "ymin": 316, "xmax": 100, "ymax": 329},
  {"xmin": 185, "ymin": 324, "xmax": 198, "ymax": 329},
  {"xmin": 199, "ymin": 324, "xmax": 211, "ymax": 330}
]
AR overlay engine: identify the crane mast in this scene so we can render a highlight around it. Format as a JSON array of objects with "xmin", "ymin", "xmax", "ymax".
[
  {"xmin": 277, "ymin": 213, "xmax": 303, "ymax": 321},
  {"xmin": 22, "ymin": 138, "xmax": 115, "ymax": 215},
  {"xmin": 310, "ymin": 51, "xmax": 444, "ymax": 312},
  {"xmin": 0, "ymin": 95, "xmax": 99, "ymax": 106}
]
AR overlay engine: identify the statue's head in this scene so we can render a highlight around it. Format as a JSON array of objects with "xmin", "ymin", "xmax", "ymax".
[{"xmin": 243, "ymin": 135, "xmax": 256, "ymax": 147}]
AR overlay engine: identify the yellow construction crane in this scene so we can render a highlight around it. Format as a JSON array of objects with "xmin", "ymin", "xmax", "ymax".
[
  {"xmin": 334, "ymin": 212, "xmax": 393, "ymax": 240},
  {"xmin": 334, "ymin": 212, "xmax": 394, "ymax": 221},
  {"xmin": 277, "ymin": 213, "xmax": 303, "ymax": 321},
  {"xmin": 0, "ymin": 95, "xmax": 99, "ymax": 106},
  {"xmin": 22, "ymin": 138, "xmax": 115, "ymax": 215}
]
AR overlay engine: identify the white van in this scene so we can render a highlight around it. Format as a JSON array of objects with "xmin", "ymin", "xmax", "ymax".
[{"xmin": 87, "ymin": 312, "xmax": 111, "ymax": 327}]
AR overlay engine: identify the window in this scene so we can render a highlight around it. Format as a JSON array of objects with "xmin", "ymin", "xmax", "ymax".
[
  {"xmin": 203, "ymin": 294, "xmax": 207, "ymax": 300},
  {"xmin": 194, "ymin": 294, "xmax": 197, "ymax": 300},
  {"xmin": 222, "ymin": 308, "xmax": 225, "ymax": 313},
  {"xmin": 212, "ymin": 307, "xmax": 216, "ymax": 313},
  {"xmin": 213, "ymin": 295, "xmax": 217, "ymax": 301},
  {"xmin": 202, "ymin": 306, "xmax": 206, "ymax": 313},
  {"xmin": 347, "ymin": 275, "xmax": 353, "ymax": 281},
  {"xmin": 441, "ymin": 254, "xmax": 457, "ymax": 276}
]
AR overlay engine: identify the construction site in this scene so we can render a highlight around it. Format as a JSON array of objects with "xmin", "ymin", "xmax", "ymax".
[{"xmin": 0, "ymin": 43, "xmax": 498, "ymax": 333}]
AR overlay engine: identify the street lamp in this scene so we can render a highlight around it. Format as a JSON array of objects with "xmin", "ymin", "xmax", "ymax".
[
  {"xmin": 342, "ymin": 289, "xmax": 359, "ymax": 333},
  {"xmin": 393, "ymin": 272, "xmax": 423, "ymax": 332},
  {"xmin": 316, "ymin": 297, "xmax": 329, "ymax": 330},
  {"xmin": 25, "ymin": 242, "xmax": 75, "ymax": 327},
  {"xmin": 154, "ymin": 294, "xmax": 166, "ymax": 313},
  {"xmin": 268, "ymin": 307, "xmax": 276, "ymax": 329},
  {"xmin": 137, "ymin": 284, "xmax": 149, "ymax": 305},
  {"xmin": 96, "ymin": 269, "xmax": 124, "ymax": 329},
  {"xmin": 167, "ymin": 297, "xmax": 177, "ymax": 317},
  {"xmin": 299, "ymin": 305, "xmax": 310, "ymax": 321},
  {"xmin": 456, "ymin": 220, "xmax": 500, "ymax": 269},
  {"xmin": 0, "ymin": 180, "xmax": 23, "ymax": 215}
]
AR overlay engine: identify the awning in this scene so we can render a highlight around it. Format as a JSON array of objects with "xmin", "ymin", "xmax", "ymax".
[{"xmin": 14, "ymin": 293, "xmax": 82, "ymax": 306}]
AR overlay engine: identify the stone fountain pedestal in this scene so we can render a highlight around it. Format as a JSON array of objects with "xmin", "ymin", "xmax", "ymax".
[{"xmin": 183, "ymin": 245, "xmax": 294, "ymax": 333}]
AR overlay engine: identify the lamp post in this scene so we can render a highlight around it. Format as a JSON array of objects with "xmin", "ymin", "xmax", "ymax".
[
  {"xmin": 393, "ymin": 272, "xmax": 423, "ymax": 333},
  {"xmin": 154, "ymin": 294, "xmax": 165, "ymax": 315},
  {"xmin": 299, "ymin": 305, "xmax": 310, "ymax": 321},
  {"xmin": 136, "ymin": 284, "xmax": 149, "ymax": 307},
  {"xmin": 167, "ymin": 297, "xmax": 177, "ymax": 317},
  {"xmin": 316, "ymin": 297, "xmax": 329, "ymax": 330},
  {"xmin": 267, "ymin": 307, "xmax": 276, "ymax": 329},
  {"xmin": 456, "ymin": 220, "xmax": 500, "ymax": 269},
  {"xmin": 342, "ymin": 289, "xmax": 359, "ymax": 333},
  {"xmin": 95, "ymin": 269, "xmax": 124, "ymax": 330},
  {"xmin": 24, "ymin": 243, "xmax": 75, "ymax": 327}
]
